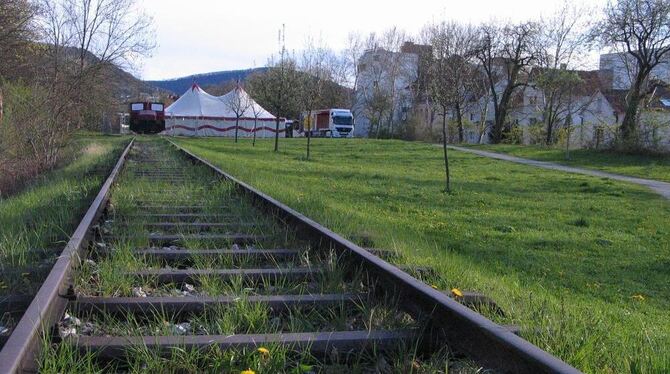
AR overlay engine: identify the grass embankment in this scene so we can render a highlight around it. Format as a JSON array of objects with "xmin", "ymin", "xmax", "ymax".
[
  {"xmin": 0, "ymin": 134, "xmax": 128, "ymax": 297},
  {"xmin": 174, "ymin": 137, "xmax": 670, "ymax": 374},
  {"xmin": 462, "ymin": 144, "xmax": 670, "ymax": 182}
]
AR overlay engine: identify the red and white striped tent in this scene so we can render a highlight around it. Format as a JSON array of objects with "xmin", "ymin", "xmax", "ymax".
[{"xmin": 165, "ymin": 84, "xmax": 284, "ymax": 137}]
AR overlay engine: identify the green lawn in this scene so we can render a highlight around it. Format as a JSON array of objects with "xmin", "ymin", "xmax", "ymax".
[
  {"xmin": 174, "ymin": 137, "xmax": 670, "ymax": 374},
  {"xmin": 462, "ymin": 144, "xmax": 670, "ymax": 182}
]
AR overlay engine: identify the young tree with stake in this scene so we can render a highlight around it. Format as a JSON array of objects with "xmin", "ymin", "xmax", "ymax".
[
  {"xmin": 225, "ymin": 84, "xmax": 252, "ymax": 143},
  {"xmin": 298, "ymin": 42, "xmax": 329, "ymax": 160}
]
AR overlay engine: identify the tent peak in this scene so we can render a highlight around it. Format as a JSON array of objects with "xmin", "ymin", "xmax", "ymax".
[{"xmin": 190, "ymin": 83, "xmax": 201, "ymax": 91}]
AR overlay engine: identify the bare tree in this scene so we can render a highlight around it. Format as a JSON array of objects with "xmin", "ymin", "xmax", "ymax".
[
  {"xmin": 354, "ymin": 29, "xmax": 418, "ymax": 138},
  {"xmin": 297, "ymin": 42, "xmax": 330, "ymax": 159},
  {"xmin": 535, "ymin": 2, "xmax": 594, "ymax": 144},
  {"xmin": 343, "ymin": 32, "xmax": 365, "ymax": 110},
  {"xmin": 12, "ymin": 0, "xmax": 154, "ymax": 169},
  {"xmin": 533, "ymin": 69, "xmax": 585, "ymax": 144},
  {"xmin": 0, "ymin": 0, "xmax": 38, "ymax": 79},
  {"xmin": 428, "ymin": 22, "xmax": 477, "ymax": 192},
  {"xmin": 473, "ymin": 21, "xmax": 540, "ymax": 143},
  {"xmin": 225, "ymin": 84, "xmax": 253, "ymax": 143},
  {"xmin": 246, "ymin": 55, "xmax": 300, "ymax": 152},
  {"xmin": 249, "ymin": 98, "xmax": 264, "ymax": 147},
  {"xmin": 597, "ymin": 0, "xmax": 670, "ymax": 146},
  {"xmin": 379, "ymin": 27, "xmax": 405, "ymax": 136},
  {"xmin": 425, "ymin": 21, "xmax": 478, "ymax": 143}
]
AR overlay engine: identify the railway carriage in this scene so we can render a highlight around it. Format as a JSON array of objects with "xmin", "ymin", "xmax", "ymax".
[{"xmin": 129, "ymin": 102, "xmax": 165, "ymax": 134}]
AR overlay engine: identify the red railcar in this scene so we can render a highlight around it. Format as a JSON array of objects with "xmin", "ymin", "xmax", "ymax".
[{"xmin": 129, "ymin": 102, "xmax": 165, "ymax": 134}]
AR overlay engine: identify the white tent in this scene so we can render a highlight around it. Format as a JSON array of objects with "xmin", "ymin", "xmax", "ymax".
[{"xmin": 165, "ymin": 84, "xmax": 284, "ymax": 137}]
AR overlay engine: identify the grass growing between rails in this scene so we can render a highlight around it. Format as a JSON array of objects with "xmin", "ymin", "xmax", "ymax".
[
  {"xmin": 462, "ymin": 143, "xmax": 670, "ymax": 182},
  {"xmin": 175, "ymin": 137, "xmax": 670, "ymax": 374}
]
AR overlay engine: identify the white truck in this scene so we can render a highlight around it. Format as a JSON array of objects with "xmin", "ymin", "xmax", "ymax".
[{"xmin": 301, "ymin": 108, "xmax": 354, "ymax": 138}]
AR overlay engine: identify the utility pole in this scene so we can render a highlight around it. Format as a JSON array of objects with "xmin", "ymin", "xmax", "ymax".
[{"xmin": 274, "ymin": 24, "xmax": 286, "ymax": 152}]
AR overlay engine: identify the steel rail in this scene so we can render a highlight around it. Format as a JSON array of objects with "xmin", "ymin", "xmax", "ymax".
[
  {"xmin": 0, "ymin": 138, "xmax": 135, "ymax": 373},
  {"xmin": 72, "ymin": 330, "xmax": 418, "ymax": 359},
  {"xmin": 168, "ymin": 139, "xmax": 582, "ymax": 374}
]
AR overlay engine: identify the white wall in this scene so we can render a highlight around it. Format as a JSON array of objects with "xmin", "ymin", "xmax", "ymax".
[
  {"xmin": 600, "ymin": 52, "xmax": 670, "ymax": 90},
  {"xmin": 354, "ymin": 49, "xmax": 418, "ymax": 137}
]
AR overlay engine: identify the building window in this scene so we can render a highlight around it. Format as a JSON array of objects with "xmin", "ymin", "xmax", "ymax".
[
  {"xmin": 529, "ymin": 117, "xmax": 538, "ymax": 125},
  {"xmin": 358, "ymin": 63, "xmax": 366, "ymax": 72},
  {"xmin": 470, "ymin": 113, "xmax": 474, "ymax": 121}
]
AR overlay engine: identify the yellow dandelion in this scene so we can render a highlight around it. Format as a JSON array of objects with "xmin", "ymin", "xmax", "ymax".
[
  {"xmin": 632, "ymin": 294, "xmax": 645, "ymax": 301},
  {"xmin": 451, "ymin": 288, "xmax": 463, "ymax": 298},
  {"xmin": 257, "ymin": 347, "xmax": 270, "ymax": 356},
  {"xmin": 430, "ymin": 284, "xmax": 438, "ymax": 290},
  {"xmin": 241, "ymin": 369, "xmax": 255, "ymax": 374}
]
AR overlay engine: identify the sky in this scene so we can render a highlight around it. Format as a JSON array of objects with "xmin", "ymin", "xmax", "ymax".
[{"xmin": 137, "ymin": 0, "xmax": 606, "ymax": 80}]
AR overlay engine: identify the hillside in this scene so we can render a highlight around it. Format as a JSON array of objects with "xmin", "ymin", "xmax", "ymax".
[
  {"xmin": 147, "ymin": 68, "xmax": 268, "ymax": 94},
  {"xmin": 109, "ymin": 65, "xmax": 165, "ymax": 99}
]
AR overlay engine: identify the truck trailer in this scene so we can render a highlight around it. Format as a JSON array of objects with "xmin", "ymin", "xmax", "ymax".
[{"xmin": 301, "ymin": 109, "xmax": 354, "ymax": 138}]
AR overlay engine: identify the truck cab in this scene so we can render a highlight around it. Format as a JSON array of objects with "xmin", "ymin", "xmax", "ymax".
[{"xmin": 303, "ymin": 109, "xmax": 355, "ymax": 138}]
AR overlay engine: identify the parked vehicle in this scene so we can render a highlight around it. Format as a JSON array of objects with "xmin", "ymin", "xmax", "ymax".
[
  {"xmin": 285, "ymin": 120, "xmax": 294, "ymax": 138},
  {"xmin": 129, "ymin": 102, "xmax": 165, "ymax": 134},
  {"xmin": 301, "ymin": 109, "xmax": 354, "ymax": 138}
]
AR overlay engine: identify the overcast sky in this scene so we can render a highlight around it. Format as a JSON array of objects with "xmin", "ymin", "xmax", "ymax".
[{"xmin": 138, "ymin": 0, "xmax": 606, "ymax": 80}]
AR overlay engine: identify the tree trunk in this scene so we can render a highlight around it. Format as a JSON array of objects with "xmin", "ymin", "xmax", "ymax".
[
  {"xmin": 388, "ymin": 112, "xmax": 394, "ymax": 138},
  {"xmin": 442, "ymin": 111, "xmax": 450, "ymax": 193},
  {"xmin": 274, "ymin": 117, "xmax": 279, "ymax": 152},
  {"xmin": 490, "ymin": 71, "xmax": 518, "ymax": 144},
  {"xmin": 455, "ymin": 103, "xmax": 464, "ymax": 143},
  {"xmin": 620, "ymin": 78, "xmax": 644, "ymax": 146},
  {"xmin": 544, "ymin": 104, "xmax": 554, "ymax": 145},
  {"xmin": 252, "ymin": 119, "xmax": 257, "ymax": 146},
  {"xmin": 564, "ymin": 113, "xmax": 572, "ymax": 160},
  {"xmin": 491, "ymin": 105, "xmax": 507, "ymax": 143},
  {"xmin": 234, "ymin": 117, "xmax": 239, "ymax": 143},
  {"xmin": 307, "ymin": 130, "xmax": 311, "ymax": 160}
]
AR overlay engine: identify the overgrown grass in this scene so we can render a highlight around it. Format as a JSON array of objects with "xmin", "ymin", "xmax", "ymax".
[
  {"xmin": 174, "ymin": 137, "xmax": 670, "ymax": 374},
  {"xmin": 462, "ymin": 143, "xmax": 670, "ymax": 182},
  {"xmin": 0, "ymin": 135, "xmax": 127, "ymax": 285}
]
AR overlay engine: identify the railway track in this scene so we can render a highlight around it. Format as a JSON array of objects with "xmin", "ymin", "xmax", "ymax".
[{"xmin": 0, "ymin": 138, "xmax": 581, "ymax": 373}]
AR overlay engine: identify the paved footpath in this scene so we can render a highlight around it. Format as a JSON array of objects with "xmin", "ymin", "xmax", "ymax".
[{"xmin": 447, "ymin": 145, "xmax": 670, "ymax": 200}]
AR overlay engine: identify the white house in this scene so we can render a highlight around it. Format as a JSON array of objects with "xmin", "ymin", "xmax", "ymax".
[
  {"xmin": 599, "ymin": 52, "xmax": 670, "ymax": 90},
  {"xmin": 353, "ymin": 42, "xmax": 423, "ymax": 137}
]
